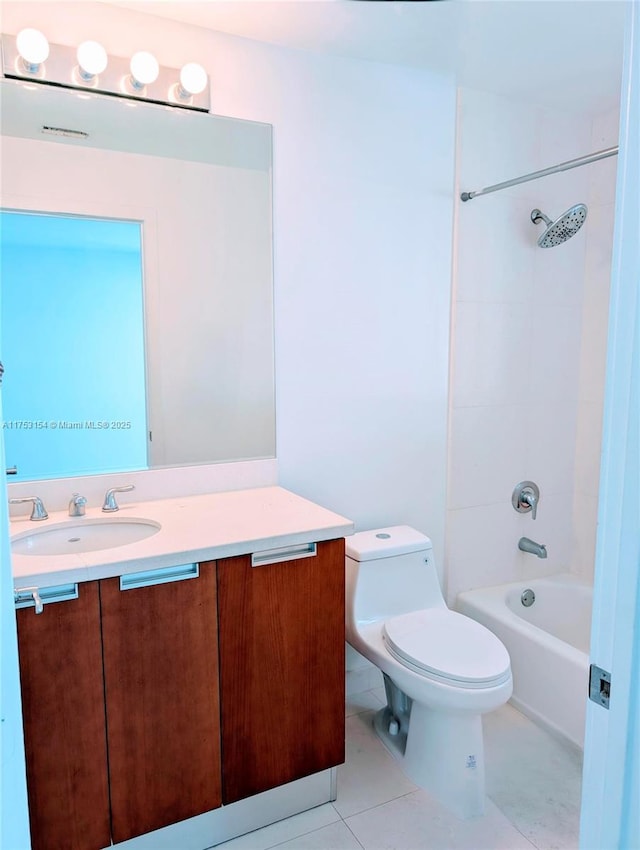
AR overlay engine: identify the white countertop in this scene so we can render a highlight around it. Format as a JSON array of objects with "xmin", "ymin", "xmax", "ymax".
[{"xmin": 11, "ymin": 486, "xmax": 354, "ymax": 588}]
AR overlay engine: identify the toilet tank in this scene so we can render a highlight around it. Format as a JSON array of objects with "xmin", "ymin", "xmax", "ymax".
[{"xmin": 345, "ymin": 526, "xmax": 446, "ymax": 628}]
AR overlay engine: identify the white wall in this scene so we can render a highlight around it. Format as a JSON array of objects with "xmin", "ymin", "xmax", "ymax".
[
  {"xmin": 1, "ymin": 3, "xmax": 456, "ymax": 556},
  {"xmin": 572, "ymin": 106, "xmax": 619, "ymax": 581},
  {"xmin": 447, "ymin": 87, "xmax": 615, "ymax": 604},
  {"xmin": 266, "ymin": 51, "xmax": 455, "ymax": 561}
]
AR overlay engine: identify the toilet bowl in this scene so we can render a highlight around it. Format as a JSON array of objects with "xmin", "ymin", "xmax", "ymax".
[{"xmin": 345, "ymin": 526, "xmax": 512, "ymax": 819}]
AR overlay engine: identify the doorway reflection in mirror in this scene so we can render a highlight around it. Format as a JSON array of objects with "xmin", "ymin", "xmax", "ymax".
[{"xmin": 1, "ymin": 211, "xmax": 147, "ymax": 481}]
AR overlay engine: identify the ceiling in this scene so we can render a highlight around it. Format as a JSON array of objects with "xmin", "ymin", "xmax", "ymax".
[{"xmin": 114, "ymin": 0, "xmax": 628, "ymax": 112}]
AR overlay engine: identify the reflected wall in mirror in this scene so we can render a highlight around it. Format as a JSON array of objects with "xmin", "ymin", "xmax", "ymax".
[{"xmin": 0, "ymin": 79, "xmax": 275, "ymax": 483}]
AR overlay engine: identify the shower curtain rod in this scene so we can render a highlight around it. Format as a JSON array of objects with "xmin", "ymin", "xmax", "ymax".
[{"xmin": 460, "ymin": 145, "xmax": 618, "ymax": 202}]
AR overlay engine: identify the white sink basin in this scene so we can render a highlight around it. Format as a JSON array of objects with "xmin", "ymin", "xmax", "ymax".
[{"xmin": 11, "ymin": 517, "xmax": 161, "ymax": 556}]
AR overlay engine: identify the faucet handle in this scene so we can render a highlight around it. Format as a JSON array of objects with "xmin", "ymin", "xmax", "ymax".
[
  {"xmin": 522, "ymin": 490, "xmax": 538, "ymax": 520},
  {"xmin": 102, "ymin": 484, "xmax": 135, "ymax": 512},
  {"xmin": 512, "ymin": 481, "xmax": 540, "ymax": 520},
  {"xmin": 69, "ymin": 493, "xmax": 87, "ymax": 517},
  {"xmin": 9, "ymin": 496, "xmax": 49, "ymax": 521}
]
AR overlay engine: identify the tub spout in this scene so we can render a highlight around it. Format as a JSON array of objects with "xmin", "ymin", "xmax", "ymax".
[{"xmin": 518, "ymin": 537, "xmax": 547, "ymax": 558}]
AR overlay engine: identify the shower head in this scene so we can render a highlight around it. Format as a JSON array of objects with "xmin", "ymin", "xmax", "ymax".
[{"xmin": 530, "ymin": 204, "xmax": 588, "ymax": 248}]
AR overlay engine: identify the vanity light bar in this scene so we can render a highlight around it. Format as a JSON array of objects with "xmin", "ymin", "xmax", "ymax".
[{"xmin": 1, "ymin": 32, "xmax": 210, "ymax": 112}]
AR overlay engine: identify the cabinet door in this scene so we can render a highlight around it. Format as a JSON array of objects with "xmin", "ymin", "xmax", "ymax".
[
  {"xmin": 16, "ymin": 581, "xmax": 111, "ymax": 850},
  {"xmin": 217, "ymin": 538, "xmax": 345, "ymax": 804},
  {"xmin": 100, "ymin": 562, "xmax": 221, "ymax": 844}
]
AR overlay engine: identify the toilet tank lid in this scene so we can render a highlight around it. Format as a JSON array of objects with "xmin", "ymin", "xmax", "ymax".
[{"xmin": 346, "ymin": 526, "xmax": 433, "ymax": 561}]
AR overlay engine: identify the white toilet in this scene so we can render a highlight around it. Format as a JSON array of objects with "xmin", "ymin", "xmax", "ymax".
[{"xmin": 345, "ymin": 526, "xmax": 512, "ymax": 819}]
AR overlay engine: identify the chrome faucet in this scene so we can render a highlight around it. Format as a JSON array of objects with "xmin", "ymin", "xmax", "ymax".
[
  {"xmin": 102, "ymin": 484, "xmax": 135, "ymax": 512},
  {"xmin": 9, "ymin": 496, "xmax": 49, "ymax": 521},
  {"xmin": 518, "ymin": 537, "xmax": 547, "ymax": 559},
  {"xmin": 68, "ymin": 493, "xmax": 87, "ymax": 517}
]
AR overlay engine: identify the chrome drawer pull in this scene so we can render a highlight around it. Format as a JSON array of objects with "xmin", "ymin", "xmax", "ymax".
[
  {"xmin": 15, "ymin": 583, "xmax": 78, "ymax": 612},
  {"xmin": 14, "ymin": 587, "xmax": 43, "ymax": 614},
  {"xmin": 251, "ymin": 542, "xmax": 317, "ymax": 567},
  {"xmin": 119, "ymin": 563, "xmax": 199, "ymax": 591}
]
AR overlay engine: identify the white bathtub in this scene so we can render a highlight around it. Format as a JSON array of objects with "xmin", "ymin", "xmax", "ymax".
[{"xmin": 457, "ymin": 573, "xmax": 592, "ymax": 749}]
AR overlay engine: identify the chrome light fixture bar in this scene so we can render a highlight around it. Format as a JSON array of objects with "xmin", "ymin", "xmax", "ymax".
[{"xmin": 1, "ymin": 32, "xmax": 210, "ymax": 112}]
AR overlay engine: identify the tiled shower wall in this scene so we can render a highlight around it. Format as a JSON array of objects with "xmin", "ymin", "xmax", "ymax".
[
  {"xmin": 446, "ymin": 88, "xmax": 618, "ymax": 604},
  {"xmin": 571, "ymin": 107, "xmax": 619, "ymax": 582}
]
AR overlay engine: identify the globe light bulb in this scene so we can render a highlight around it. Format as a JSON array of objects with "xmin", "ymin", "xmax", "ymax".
[
  {"xmin": 130, "ymin": 51, "xmax": 159, "ymax": 88},
  {"xmin": 16, "ymin": 28, "xmax": 50, "ymax": 71},
  {"xmin": 179, "ymin": 62, "xmax": 207, "ymax": 97},
  {"xmin": 77, "ymin": 41, "xmax": 108, "ymax": 79}
]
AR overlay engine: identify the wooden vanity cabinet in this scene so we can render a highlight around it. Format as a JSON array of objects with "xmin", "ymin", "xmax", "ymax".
[
  {"xmin": 16, "ymin": 537, "xmax": 346, "ymax": 848},
  {"xmin": 217, "ymin": 538, "xmax": 346, "ymax": 804},
  {"xmin": 16, "ymin": 581, "xmax": 111, "ymax": 850}
]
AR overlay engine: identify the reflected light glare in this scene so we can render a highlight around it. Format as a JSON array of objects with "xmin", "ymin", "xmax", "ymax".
[
  {"xmin": 130, "ymin": 51, "xmax": 159, "ymax": 87},
  {"xmin": 77, "ymin": 41, "xmax": 108, "ymax": 77},
  {"xmin": 16, "ymin": 28, "xmax": 50, "ymax": 67},
  {"xmin": 179, "ymin": 63, "xmax": 208, "ymax": 96}
]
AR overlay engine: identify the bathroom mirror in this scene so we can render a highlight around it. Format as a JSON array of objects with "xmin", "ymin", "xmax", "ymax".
[{"xmin": 0, "ymin": 79, "xmax": 275, "ymax": 482}]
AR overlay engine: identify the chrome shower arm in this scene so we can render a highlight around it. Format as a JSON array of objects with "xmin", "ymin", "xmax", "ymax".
[{"xmin": 531, "ymin": 209, "xmax": 553, "ymax": 227}]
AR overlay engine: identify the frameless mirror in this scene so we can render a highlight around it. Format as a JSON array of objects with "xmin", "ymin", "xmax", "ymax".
[{"xmin": 0, "ymin": 79, "xmax": 275, "ymax": 482}]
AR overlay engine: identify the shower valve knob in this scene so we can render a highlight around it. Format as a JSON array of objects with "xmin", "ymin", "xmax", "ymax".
[{"xmin": 512, "ymin": 481, "xmax": 540, "ymax": 520}]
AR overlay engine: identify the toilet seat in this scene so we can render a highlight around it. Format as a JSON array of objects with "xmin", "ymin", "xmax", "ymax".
[{"xmin": 382, "ymin": 609, "xmax": 511, "ymax": 689}]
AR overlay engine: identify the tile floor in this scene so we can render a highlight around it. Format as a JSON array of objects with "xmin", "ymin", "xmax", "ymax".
[{"xmin": 216, "ymin": 687, "xmax": 583, "ymax": 850}]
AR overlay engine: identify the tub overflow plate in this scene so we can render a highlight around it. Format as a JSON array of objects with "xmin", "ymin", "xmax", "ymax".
[{"xmin": 521, "ymin": 588, "xmax": 535, "ymax": 607}]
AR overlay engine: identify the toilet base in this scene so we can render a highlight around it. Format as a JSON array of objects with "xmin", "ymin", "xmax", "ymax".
[
  {"xmin": 373, "ymin": 706, "xmax": 408, "ymax": 758},
  {"xmin": 373, "ymin": 701, "xmax": 486, "ymax": 820}
]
